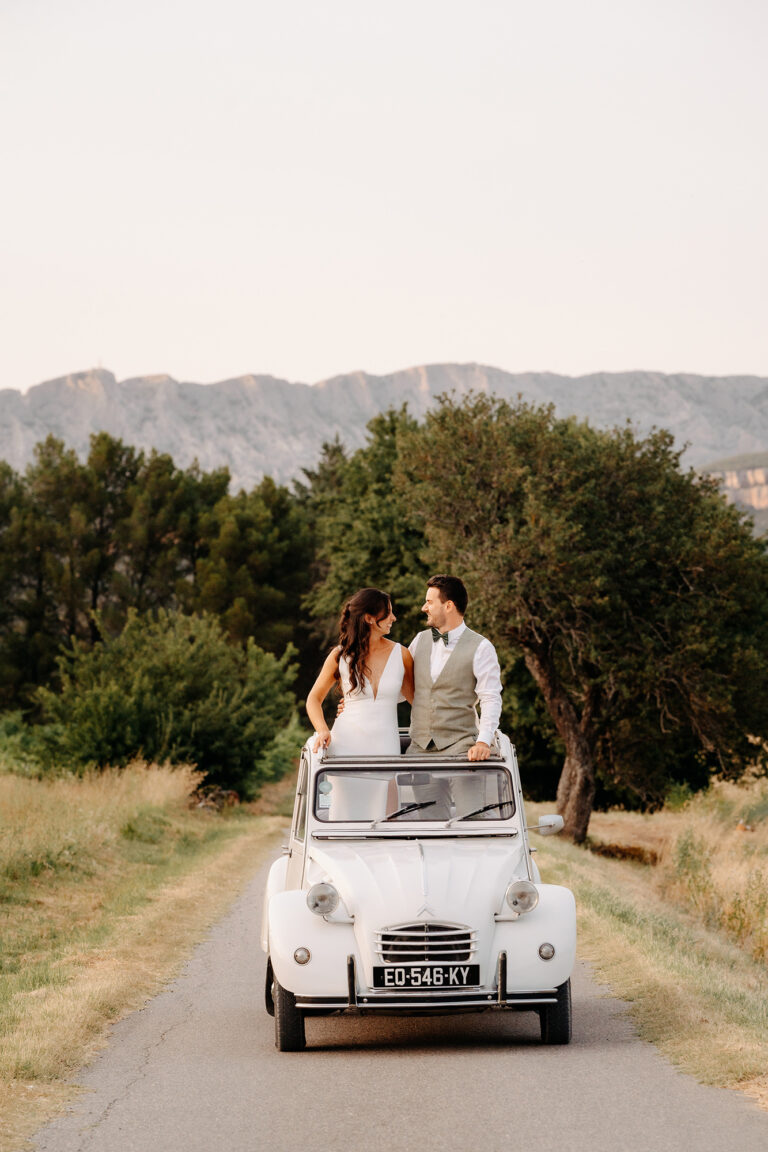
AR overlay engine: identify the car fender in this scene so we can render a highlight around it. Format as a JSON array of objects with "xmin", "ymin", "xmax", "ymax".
[
  {"xmin": 260, "ymin": 854, "xmax": 289, "ymax": 953},
  {"xmin": 268, "ymin": 889, "xmax": 356, "ymax": 996},
  {"xmin": 493, "ymin": 884, "xmax": 576, "ymax": 990}
]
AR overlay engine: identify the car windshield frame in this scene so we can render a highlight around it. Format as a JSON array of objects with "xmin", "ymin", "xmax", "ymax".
[{"xmin": 312, "ymin": 764, "xmax": 516, "ymax": 825}]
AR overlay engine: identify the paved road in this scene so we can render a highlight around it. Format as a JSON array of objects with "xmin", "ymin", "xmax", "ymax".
[{"xmin": 33, "ymin": 861, "xmax": 768, "ymax": 1152}]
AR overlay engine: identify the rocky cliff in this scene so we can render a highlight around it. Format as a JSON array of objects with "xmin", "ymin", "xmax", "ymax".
[{"xmin": 2, "ymin": 366, "xmax": 767, "ymax": 504}]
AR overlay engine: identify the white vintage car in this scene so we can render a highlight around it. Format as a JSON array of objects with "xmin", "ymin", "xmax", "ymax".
[{"xmin": 261, "ymin": 731, "xmax": 576, "ymax": 1050}]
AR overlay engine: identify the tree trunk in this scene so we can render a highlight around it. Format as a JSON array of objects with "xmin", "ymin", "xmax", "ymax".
[{"xmin": 523, "ymin": 646, "xmax": 596, "ymax": 843}]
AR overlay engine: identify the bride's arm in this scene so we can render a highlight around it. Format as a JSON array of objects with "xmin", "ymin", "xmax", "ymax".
[
  {"xmin": 306, "ymin": 648, "xmax": 341, "ymax": 751},
  {"xmin": 400, "ymin": 646, "xmax": 415, "ymax": 705}
]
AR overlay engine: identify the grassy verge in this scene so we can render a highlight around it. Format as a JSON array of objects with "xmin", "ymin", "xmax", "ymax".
[
  {"xmin": 3, "ymin": 760, "xmax": 767, "ymax": 1146},
  {"xmin": 0, "ymin": 764, "xmax": 291, "ymax": 1152},
  {"xmin": 530, "ymin": 785, "xmax": 768, "ymax": 1112}
]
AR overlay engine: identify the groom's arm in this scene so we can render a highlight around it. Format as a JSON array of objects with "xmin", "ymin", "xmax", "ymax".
[{"xmin": 469, "ymin": 641, "xmax": 503, "ymax": 759}]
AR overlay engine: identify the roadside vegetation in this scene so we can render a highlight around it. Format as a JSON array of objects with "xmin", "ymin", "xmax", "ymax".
[
  {"xmin": 0, "ymin": 763, "xmax": 288, "ymax": 1152},
  {"xmin": 304, "ymin": 397, "xmax": 768, "ymax": 839},
  {"xmin": 2, "ymin": 757, "xmax": 767, "ymax": 1151},
  {"xmin": 2, "ymin": 397, "xmax": 768, "ymax": 1132},
  {"xmin": 531, "ymin": 772, "xmax": 768, "ymax": 1110},
  {"xmin": 4, "ymin": 402, "xmax": 768, "ymax": 835}
]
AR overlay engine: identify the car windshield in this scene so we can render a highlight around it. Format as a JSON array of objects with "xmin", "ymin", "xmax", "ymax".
[{"xmin": 314, "ymin": 767, "xmax": 515, "ymax": 823}]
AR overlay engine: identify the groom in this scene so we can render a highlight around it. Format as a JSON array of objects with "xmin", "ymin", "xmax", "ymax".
[{"xmin": 407, "ymin": 574, "xmax": 502, "ymax": 761}]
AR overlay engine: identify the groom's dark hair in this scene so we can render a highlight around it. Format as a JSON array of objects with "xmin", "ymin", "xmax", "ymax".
[{"xmin": 427, "ymin": 574, "xmax": 468, "ymax": 615}]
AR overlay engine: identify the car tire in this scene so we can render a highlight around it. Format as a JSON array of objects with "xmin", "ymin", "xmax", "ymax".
[
  {"xmin": 265, "ymin": 957, "xmax": 275, "ymax": 1017},
  {"xmin": 274, "ymin": 976, "xmax": 306, "ymax": 1051},
  {"xmin": 539, "ymin": 978, "xmax": 572, "ymax": 1045}
]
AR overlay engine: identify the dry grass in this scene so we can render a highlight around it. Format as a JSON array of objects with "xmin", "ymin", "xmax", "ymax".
[
  {"xmin": 0, "ymin": 762, "xmax": 202, "ymax": 881},
  {"xmin": 659, "ymin": 777, "xmax": 768, "ymax": 962},
  {"xmin": 588, "ymin": 774, "xmax": 768, "ymax": 962},
  {"xmin": 4, "ymin": 761, "xmax": 766, "ymax": 1144},
  {"xmin": 531, "ymin": 777, "xmax": 768, "ymax": 1111},
  {"xmin": 249, "ymin": 766, "xmax": 299, "ymax": 818},
  {"xmin": 0, "ymin": 763, "xmax": 287, "ymax": 1152}
]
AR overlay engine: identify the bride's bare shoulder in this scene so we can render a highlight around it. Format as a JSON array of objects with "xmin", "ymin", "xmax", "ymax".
[{"xmin": 320, "ymin": 646, "xmax": 342, "ymax": 670}]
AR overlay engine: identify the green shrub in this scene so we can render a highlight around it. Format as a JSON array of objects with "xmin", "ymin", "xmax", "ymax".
[
  {"xmin": 36, "ymin": 610, "xmax": 297, "ymax": 797},
  {"xmin": 0, "ymin": 712, "xmax": 63, "ymax": 778},
  {"xmin": 664, "ymin": 781, "xmax": 694, "ymax": 811},
  {"xmin": 253, "ymin": 712, "xmax": 308, "ymax": 784}
]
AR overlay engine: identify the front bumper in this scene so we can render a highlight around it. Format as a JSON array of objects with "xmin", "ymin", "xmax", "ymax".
[{"xmin": 296, "ymin": 954, "xmax": 560, "ymax": 1016}]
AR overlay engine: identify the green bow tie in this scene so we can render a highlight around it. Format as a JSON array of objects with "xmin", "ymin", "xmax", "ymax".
[{"xmin": 431, "ymin": 627, "xmax": 450, "ymax": 646}]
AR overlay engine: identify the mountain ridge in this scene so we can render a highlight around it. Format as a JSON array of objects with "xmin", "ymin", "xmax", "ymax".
[{"xmin": 2, "ymin": 364, "xmax": 767, "ymax": 494}]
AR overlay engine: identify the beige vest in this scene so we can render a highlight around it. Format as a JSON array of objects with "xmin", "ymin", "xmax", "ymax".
[{"xmin": 409, "ymin": 628, "xmax": 484, "ymax": 750}]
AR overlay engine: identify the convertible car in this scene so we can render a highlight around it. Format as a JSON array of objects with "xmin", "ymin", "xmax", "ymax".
[{"xmin": 261, "ymin": 731, "xmax": 576, "ymax": 1050}]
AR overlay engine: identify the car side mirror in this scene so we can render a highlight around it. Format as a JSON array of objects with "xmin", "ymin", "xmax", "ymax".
[{"xmin": 534, "ymin": 814, "xmax": 564, "ymax": 835}]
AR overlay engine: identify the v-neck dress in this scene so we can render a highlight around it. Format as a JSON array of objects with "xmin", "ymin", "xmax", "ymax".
[{"xmin": 328, "ymin": 644, "xmax": 404, "ymax": 755}]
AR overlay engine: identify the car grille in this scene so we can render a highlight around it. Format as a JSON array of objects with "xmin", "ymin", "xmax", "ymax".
[{"xmin": 375, "ymin": 922, "xmax": 476, "ymax": 963}]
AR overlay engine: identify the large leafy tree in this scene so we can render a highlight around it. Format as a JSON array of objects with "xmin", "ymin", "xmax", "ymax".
[
  {"xmin": 300, "ymin": 411, "xmax": 563, "ymax": 784},
  {"xmin": 396, "ymin": 393, "xmax": 768, "ymax": 841}
]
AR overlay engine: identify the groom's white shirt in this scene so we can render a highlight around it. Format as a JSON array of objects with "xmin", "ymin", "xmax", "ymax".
[{"xmin": 408, "ymin": 621, "xmax": 503, "ymax": 746}]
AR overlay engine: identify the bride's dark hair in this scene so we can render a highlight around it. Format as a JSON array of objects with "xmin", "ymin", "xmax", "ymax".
[{"xmin": 337, "ymin": 587, "xmax": 392, "ymax": 693}]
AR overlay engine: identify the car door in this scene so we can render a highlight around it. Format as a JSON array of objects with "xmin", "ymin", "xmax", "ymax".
[{"xmin": 285, "ymin": 751, "xmax": 309, "ymax": 890}]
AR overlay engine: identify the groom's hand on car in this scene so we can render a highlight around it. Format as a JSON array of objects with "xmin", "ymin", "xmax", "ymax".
[{"xmin": 467, "ymin": 741, "xmax": 491, "ymax": 761}]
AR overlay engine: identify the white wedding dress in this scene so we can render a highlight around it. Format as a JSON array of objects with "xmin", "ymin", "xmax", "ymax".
[{"xmin": 328, "ymin": 644, "xmax": 404, "ymax": 756}]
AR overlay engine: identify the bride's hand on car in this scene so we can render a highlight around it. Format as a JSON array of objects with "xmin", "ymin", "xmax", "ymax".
[{"xmin": 312, "ymin": 728, "xmax": 332, "ymax": 752}]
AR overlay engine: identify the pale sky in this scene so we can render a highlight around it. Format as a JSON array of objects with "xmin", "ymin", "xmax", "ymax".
[{"xmin": 1, "ymin": 0, "xmax": 766, "ymax": 392}]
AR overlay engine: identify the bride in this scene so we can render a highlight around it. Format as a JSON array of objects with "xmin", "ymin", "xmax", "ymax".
[{"xmin": 306, "ymin": 588, "xmax": 414, "ymax": 755}]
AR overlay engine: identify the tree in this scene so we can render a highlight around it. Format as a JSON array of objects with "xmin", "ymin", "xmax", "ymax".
[
  {"xmin": 396, "ymin": 393, "xmax": 768, "ymax": 841},
  {"xmin": 0, "ymin": 429, "xmax": 315, "ymax": 713},
  {"xmin": 4, "ymin": 438, "xmax": 90, "ymax": 702},
  {"xmin": 299, "ymin": 412, "xmax": 563, "ymax": 773},
  {"xmin": 115, "ymin": 450, "xmax": 198, "ymax": 613},
  {"xmin": 36, "ymin": 610, "xmax": 298, "ymax": 796},
  {"xmin": 300, "ymin": 410, "xmax": 428, "ymax": 648},
  {"xmin": 0, "ymin": 461, "xmax": 26, "ymax": 707},
  {"xmin": 78, "ymin": 432, "xmax": 142, "ymax": 639},
  {"xmin": 193, "ymin": 478, "xmax": 312, "ymax": 653}
]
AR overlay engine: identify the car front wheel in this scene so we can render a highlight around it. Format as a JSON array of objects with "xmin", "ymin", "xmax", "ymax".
[
  {"xmin": 265, "ymin": 957, "xmax": 275, "ymax": 1017},
  {"xmin": 274, "ymin": 976, "xmax": 306, "ymax": 1051},
  {"xmin": 539, "ymin": 978, "xmax": 572, "ymax": 1045}
]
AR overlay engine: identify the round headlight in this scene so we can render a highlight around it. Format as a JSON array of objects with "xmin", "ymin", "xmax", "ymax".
[
  {"xmin": 306, "ymin": 882, "xmax": 340, "ymax": 916},
  {"xmin": 505, "ymin": 880, "xmax": 539, "ymax": 914}
]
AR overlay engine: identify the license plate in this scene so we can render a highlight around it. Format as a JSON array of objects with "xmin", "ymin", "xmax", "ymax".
[{"xmin": 373, "ymin": 964, "xmax": 480, "ymax": 989}]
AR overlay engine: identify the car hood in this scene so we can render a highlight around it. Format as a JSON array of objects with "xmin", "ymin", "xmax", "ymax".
[{"xmin": 306, "ymin": 836, "xmax": 527, "ymax": 926}]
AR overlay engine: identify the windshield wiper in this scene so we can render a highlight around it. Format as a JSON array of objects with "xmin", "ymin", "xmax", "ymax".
[
  {"xmin": 450, "ymin": 800, "xmax": 515, "ymax": 824},
  {"xmin": 381, "ymin": 801, "xmax": 437, "ymax": 822}
]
